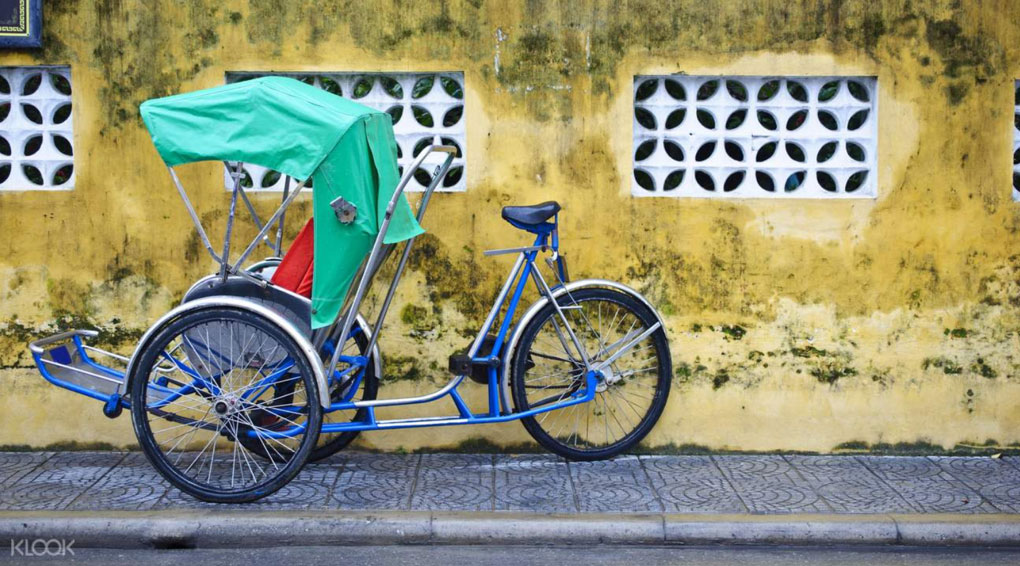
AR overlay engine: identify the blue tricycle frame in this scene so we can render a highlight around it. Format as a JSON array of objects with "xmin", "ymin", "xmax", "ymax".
[
  {"xmin": 29, "ymin": 137, "xmax": 671, "ymax": 503},
  {"xmin": 27, "ymin": 75, "xmax": 677, "ymax": 505}
]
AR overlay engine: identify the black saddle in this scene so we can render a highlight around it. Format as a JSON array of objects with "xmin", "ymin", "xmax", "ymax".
[{"xmin": 501, "ymin": 201, "xmax": 561, "ymax": 226}]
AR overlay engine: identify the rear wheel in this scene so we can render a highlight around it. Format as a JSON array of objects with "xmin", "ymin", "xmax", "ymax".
[
  {"xmin": 245, "ymin": 258, "xmax": 378, "ymax": 461},
  {"xmin": 130, "ymin": 307, "xmax": 321, "ymax": 503},
  {"xmin": 238, "ymin": 319, "xmax": 379, "ymax": 462},
  {"xmin": 510, "ymin": 288, "xmax": 671, "ymax": 460}
]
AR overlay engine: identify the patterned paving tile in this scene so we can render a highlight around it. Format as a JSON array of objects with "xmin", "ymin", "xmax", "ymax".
[
  {"xmin": 0, "ymin": 452, "xmax": 52, "ymax": 486},
  {"xmin": 860, "ymin": 456, "xmax": 998, "ymax": 513},
  {"xmin": 712, "ymin": 455, "xmax": 797, "ymax": 480},
  {"xmin": 714, "ymin": 456, "xmax": 830, "ymax": 514},
  {"xmin": 159, "ymin": 463, "xmax": 340, "ymax": 510},
  {"xmin": 67, "ymin": 453, "xmax": 169, "ymax": 511},
  {"xmin": 785, "ymin": 455, "xmax": 873, "ymax": 483},
  {"xmin": 726, "ymin": 479, "xmax": 832, "ymax": 514},
  {"xmin": 0, "ymin": 452, "xmax": 125, "ymax": 511},
  {"xmin": 417, "ymin": 453, "xmax": 493, "ymax": 473},
  {"xmin": 653, "ymin": 477, "xmax": 747, "ymax": 513},
  {"xmin": 815, "ymin": 479, "xmax": 921, "ymax": 514},
  {"xmin": 329, "ymin": 453, "xmax": 418, "ymax": 510},
  {"xmin": 785, "ymin": 455, "xmax": 918, "ymax": 513},
  {"xmin": 641, "ymin": 455, "xmax": 726, "ymax": 479},
  {"xmin": 931, "ymin": 457, "xmax": 1020, "ymax": 513},
  {"xmin": 971, "ymin": 483, "xmax": 1020, "ymax": 513},
  {"xmin": 4, "ymin": 452, "xmax": 1020, "ymax": 515},
  {"xmin": 641, "ymin": 456, "xmax": 745, "ymax": 513},
  {"xmin": 569, "ymin": 456, "xmax": 662, "ymax": 513},
  {"xmin": 933, "ymin": 456, "xmax": 1020, "ymax": 485},
  {"xmin": 494, "ymin": 454, "xmax": 574, "ymax": 513},
  {"xmin": 332, "ymin": 452, "xmax": 420, "ymax": 476},
  {"xmin": 857, "ymin": 456, "xmax": 945, "ymax": 481},
  {"xmin": 880, "ymin": 477, "xmax": 998, "ymax": 513},
  {"xmin": 411, "ymin": 454, "xmax": 494, "ymax": 512}
]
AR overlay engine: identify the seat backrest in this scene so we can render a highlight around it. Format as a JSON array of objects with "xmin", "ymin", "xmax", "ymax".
[{"xmin": 269, "ymin": 217, "xmax": 314, "ymax": 298}]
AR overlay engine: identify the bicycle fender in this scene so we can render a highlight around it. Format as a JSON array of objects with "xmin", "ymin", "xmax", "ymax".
[{"xmin": 124, "ymin": 296, "xmax": 332, "ymax": 408}]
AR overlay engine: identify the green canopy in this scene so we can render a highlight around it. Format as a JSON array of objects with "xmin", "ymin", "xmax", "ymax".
[{"xmin": 140, "ymin": 77, "xmax": 424, "ymax": 328}]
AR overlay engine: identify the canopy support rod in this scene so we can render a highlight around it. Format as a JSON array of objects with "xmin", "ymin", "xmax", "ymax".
[
  {"xmin": 275, "ymin": 176, "xmax": 291, "ymax": 254},
  {"xmin": 327, "ymin": 145, "xmax": 458, "ymax": 378},
  {"xmin": 225, "ymin": 161, "xmax": 281, "ymax": 257},
  {"xmin": 167, "ymin": 166, "xmax": 223, "ymax": 265},
  {"xmin": 230, "ymin": 178, "xmax": 309, "ymax": 273},
  {"xmin": 363, "ymin": 153, "xmax": 454, "ymax": 358},
  {"xmin": 221, "ymin": 162, "xmax": 243, "ymax": 282}
]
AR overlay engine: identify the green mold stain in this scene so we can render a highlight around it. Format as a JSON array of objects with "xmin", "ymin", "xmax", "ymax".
[
  {"xmin": 970, "ymin": 358, "xmax": 997, "ymax": 379},
  {"xmin": 386, "ymin": 354, "xmax": 427, "ymax": 382},
  {"xmin": 711, "ymin": 370, "xmax": 730, "ymax": 389},
  {"xmin": 922, "ymin": 356, "xmax": 963, "ymax": 375},
  {"xmin": 406, "ymin": 233, "xmax": 487, "ymax": 324},
  {"xmin": 810, "ymin": 362, "xmax": 857, "ymax": 385},
  {"xmin": 790, "ymin": 345, "xmax": 828, "ymax": 358},
  {"xmin": 719, "ymin": 324, "xmax": 746, "ymax": 340}
]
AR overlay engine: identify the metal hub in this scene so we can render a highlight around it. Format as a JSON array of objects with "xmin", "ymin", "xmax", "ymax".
[
  {"xmin": 212, "ymin": 396, "xmax": 241, "ymax": 418},
  {"xmin": 595, "ymin": 365, "xmax": 620, "ymax": 393}
]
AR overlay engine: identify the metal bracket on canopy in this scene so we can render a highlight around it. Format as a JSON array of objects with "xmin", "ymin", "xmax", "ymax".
[{"xmin": 330, "ymin": 196, "xmax": 357, "ymax": 224}]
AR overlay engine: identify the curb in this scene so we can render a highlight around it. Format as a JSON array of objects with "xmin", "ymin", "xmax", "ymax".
[{"xmin": 1, "ymin": 511, "xmax": 1019, "ymax": 548}]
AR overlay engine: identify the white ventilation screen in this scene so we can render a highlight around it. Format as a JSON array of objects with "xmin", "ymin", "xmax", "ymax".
[
  {"xmin": 633, "ymin": 75, "xmax": 877, "ymax": 198},
  {"xmin": 0, "ymin": 66, "xmax": 74, "ymax": 190},
  {"xmin": 1013, "ymin": 80, "xmax": 1019, "ymax": 201}
]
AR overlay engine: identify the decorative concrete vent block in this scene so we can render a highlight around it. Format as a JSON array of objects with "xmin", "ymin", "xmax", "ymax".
[
  {"xmin": 225, "ymin": 72, "xmax": 466, "ymax": 192},
  {"xmin": 0, "ymin": 66, "xmax": 74, "ymax": 190},
  {"xmin": 632, "ymin": 75, "xmax": 877, "ymax": 198},
  {"xmin": 1013, "ymin": 81, "xmax": 1019, "ymax": 201}
]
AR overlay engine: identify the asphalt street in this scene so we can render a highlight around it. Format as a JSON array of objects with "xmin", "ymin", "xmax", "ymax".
[{"xmin": 2, "ymin": 544, "xmax": 1019, "ymax": 566}]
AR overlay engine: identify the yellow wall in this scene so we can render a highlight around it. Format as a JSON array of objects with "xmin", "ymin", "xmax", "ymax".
[{"xmin": 3, "ymin": 0, "xmax": 1020, "ymax": 452}]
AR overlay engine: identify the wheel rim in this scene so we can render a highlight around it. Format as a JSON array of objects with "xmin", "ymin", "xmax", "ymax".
[
  {"xmin": 137, "ymin": 313, "xmax": 317, "ymax": 494},
  {"xmin": 517, "ymin": 294, "xmax": 665, "ymax": 452}
]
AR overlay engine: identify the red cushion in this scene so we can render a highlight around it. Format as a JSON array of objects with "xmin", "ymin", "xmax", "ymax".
[{"xmin": 270, "ymin": 218, "xmax": 314, "ymax": 298}]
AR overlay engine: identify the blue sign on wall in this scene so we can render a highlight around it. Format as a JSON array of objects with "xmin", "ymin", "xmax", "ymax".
[{"xmin": 0, "ymin": 0, "xmax": 41, "ymax": 48}]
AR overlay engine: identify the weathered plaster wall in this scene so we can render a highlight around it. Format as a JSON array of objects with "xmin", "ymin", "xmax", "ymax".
[{"xmin": 2, "ymin": 0, "xmax": 1020, "ymax": 452}]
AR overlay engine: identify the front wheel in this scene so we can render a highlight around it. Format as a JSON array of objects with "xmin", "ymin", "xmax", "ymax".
[
  {"xmin": 510, "ymin": 287, "xmax": 671, "ymax": 460},
  {"xmin": 130, "ymin": 307, "xmax": 321, "ymax": 503}
]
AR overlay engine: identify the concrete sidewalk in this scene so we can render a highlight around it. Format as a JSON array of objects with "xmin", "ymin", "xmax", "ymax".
[{"xmin": 2, "ymin": 451, "xmax": 1020, "ymax": 547}]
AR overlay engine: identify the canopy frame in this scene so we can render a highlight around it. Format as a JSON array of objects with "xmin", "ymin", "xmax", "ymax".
[
  {"xmin": 165, "ymin": 163, "xmax": 309, "ymax": 289},
  {"xmin": 165, "ymin": 145, "xmax": 457, "ymax": 397}
]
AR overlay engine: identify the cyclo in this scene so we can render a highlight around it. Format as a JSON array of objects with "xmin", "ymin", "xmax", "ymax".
[{"xmin": 29, "ymin": 77, "xmax": 672, "ymax": 502}]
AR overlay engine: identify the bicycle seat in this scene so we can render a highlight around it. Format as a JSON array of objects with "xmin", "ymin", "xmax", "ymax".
[{"xmin": 501, "ymin": 201, "xmax": 560, "ymax": 226}]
